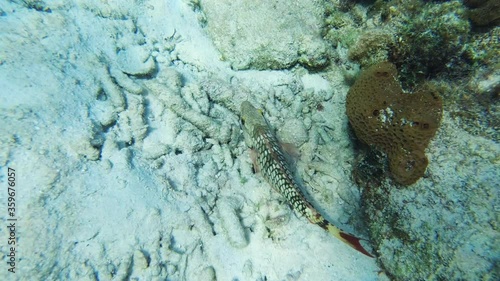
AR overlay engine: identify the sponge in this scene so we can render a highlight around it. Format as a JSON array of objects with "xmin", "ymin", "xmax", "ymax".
[{"xmin": 346, "ymin": 62, "xmax": 442, "ymax": 185}]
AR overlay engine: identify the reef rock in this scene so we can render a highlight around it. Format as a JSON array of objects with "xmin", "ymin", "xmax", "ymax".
[{"xmin": 200, "ymin": 0, "xmax": 328, "ymax": 70}]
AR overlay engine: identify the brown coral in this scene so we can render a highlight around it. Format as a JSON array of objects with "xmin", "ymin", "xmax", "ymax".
[{"xmin": 346, "ymin": 62, "xmax": 443, "ymax": 185}]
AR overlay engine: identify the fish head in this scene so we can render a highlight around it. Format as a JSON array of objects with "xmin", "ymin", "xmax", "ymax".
[{"xmin": 240, "ymin": 101, "xmax": 267, "ymax": 148}]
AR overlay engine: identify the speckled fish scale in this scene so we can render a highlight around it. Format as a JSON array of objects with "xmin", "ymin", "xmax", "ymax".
[
  {"xmin": 253, "ymin": 127, "xmax": 310, "ymax": 217},
  {"xmin": 240, "ymin": 101, "xmax": 373, "ymax": 257}
]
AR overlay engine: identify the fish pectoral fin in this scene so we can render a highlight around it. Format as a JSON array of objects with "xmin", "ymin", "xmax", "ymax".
[
  {"xmin": 280, "ymin": 142, "xmax": 301, "ymax": 167},
  {"xmin": 249, "ymin": 149, "xmax": 260, "ymax": 173}
]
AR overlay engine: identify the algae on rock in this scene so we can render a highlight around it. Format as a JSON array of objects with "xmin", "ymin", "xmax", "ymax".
[{"xmin": 363, "ymin": 127, "xmax": 499, "ymax": 280}]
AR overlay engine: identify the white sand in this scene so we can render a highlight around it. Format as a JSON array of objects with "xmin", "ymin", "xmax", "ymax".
[{"xmin": 0, "ymin": 0, "xmax": 380, "ymax": 280}]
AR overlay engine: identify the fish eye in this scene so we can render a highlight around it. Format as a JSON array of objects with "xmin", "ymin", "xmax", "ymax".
[{"xmin": 240, "ymin": 117, "xmax": 245, "ymax": 126}]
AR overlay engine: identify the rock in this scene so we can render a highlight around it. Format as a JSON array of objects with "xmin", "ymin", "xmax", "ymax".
[
  {"xmin": 201, "ymin": 0, "xmax": 328, "ymax": 70},
  {"xmin": 278, "ymin": 119, "xmax": 308, "ymax": 147},
  {"xmin": 117, "ymin": 45, "xmax": 156, "ymax": 75}
]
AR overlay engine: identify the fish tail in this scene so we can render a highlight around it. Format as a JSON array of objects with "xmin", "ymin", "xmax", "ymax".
[{"xmin": 326, "ymin": 223, "xmax": 374, "ymax": 258}]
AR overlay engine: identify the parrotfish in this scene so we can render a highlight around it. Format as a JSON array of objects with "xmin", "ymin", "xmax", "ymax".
[{"xmin": 240, "ymin": 101, "xmax": 373, "ymax": 257}]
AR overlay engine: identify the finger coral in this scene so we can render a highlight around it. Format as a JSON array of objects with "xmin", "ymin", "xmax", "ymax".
[{"xmin": 346, "ymin": 62, "xmax": 442, "ymax": 185}]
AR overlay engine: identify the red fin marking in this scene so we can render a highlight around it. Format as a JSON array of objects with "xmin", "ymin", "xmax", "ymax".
[{"xmin": 339, "ymin": 232, "xmax": 374, "ymax": 258}]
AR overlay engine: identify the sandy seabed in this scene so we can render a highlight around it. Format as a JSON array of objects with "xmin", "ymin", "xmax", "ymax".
[
  {"xmin": 0, "ymin": 0, "xmax": 381, "ymax": 280},
  {"xmin": 1, "ymin": 1, "xmax": 498, "ymax": 281}
]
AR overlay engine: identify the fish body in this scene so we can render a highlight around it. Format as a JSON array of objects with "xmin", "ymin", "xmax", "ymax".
[{"xmin": 240, "ymin": 101, "xmax": 373, "ymax": 257}]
